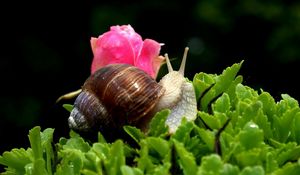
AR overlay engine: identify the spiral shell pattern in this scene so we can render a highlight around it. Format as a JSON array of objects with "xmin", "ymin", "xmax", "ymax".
[{"xmin": 69, "ymin": 64, "xmax": 165, "ymax": 131}]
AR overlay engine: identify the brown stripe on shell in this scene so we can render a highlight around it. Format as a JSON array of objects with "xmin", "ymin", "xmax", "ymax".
[
  {"xmin": 82, "ymin": 64, "xmax": 165, "ymax": 126},
  {"xmin": 72, "ymin": 90, "xmax": 110, "ymax": 130}
]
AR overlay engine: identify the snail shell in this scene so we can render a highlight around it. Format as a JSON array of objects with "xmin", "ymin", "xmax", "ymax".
[
  {"xmin": 68, "ymin": 47, "xmax": 197, "ymax": 133},
  {"xmin": 69, "ymin": 64, "xmax": 165, "ymax": 131}
]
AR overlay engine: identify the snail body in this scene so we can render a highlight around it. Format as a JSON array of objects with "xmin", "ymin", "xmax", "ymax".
[{"xmin": 68, "ymin": 48, "xmax": 197, "ymax": 133}]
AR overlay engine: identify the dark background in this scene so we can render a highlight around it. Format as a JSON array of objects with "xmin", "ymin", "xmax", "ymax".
[{"xmin": 1, "ymin": 1, "xmax": 300, "ymax": 154}]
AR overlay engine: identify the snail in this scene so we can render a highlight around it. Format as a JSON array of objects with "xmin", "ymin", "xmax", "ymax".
[{"xmin": 68, "ymin": 47, "xmax": 197, "ymax": 133}]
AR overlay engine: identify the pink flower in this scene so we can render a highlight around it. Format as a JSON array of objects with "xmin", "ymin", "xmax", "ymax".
[{"xmin": 90, "ymin": 25, "xmax": 164, "ymax": 78}]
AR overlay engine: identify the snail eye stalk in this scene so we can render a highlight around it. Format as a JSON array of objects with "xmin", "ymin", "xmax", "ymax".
[
  {"xmin": 164, "ymin": 53, "xmax": 173, "ymax": 73},
  {"xmin": 179, "ymin": 47, "xmax": 189, "ymax": 76}
]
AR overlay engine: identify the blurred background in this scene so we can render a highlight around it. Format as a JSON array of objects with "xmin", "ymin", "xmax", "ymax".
[{"xmin": 1, "ymin": 0, "xmax": 300, "ymax": 154}]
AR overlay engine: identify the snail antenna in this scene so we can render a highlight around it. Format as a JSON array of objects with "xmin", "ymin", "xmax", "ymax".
[
  {"xmin": 179, "ymin": 47, "xmax": 189, "ymax": 76},
  {"xmin": 165, "ymin": 53, "xmax": 173, "ymax": 72}
]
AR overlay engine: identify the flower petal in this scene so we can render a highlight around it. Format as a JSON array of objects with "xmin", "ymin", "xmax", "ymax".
[
  {"xmin": 110, "ymin": 25, "xmax": 143, "ymax": 60},
  {"xmin": 153, "ymin": 55, "xmax": 165, "ymax": 78},
  {"xmin": 91, "ymin": 30, "xmax": 135, "ymax": 74},
  {"xmin": 90, "ymin": 37, "xmax": 98, "ymax": 54},
  {"xmin": 90, "ymin": 25, "xmax": 163, "ymax": 77},
  {"xmin": 135, "ymin": 39, "xmax": 163, "ymax": 78}
]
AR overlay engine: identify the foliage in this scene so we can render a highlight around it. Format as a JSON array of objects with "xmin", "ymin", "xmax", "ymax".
[{"xmin": 2, "ymin": 61, "xmax": 300, "ymax": 174}]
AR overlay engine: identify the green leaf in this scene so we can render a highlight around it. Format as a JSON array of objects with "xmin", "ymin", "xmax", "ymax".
[
  {"xmin": 276, "ymin": 94, "xmax": 299, "ymax": 116},
  {"xmin": 198, "ymin": 111, "xmax": 220, "ymax": 130},
  {"xmin": 235, "ymin": 148, "xmax": 263, "ymax": 167},
  {"xmin": 136, "ymin": 139, "xmax": 171, "ymax": 174},
  {"xmin": 199, "ymin": 61, "xmax": 243, "ymax": 112},
  {"xmin": 198, "ymin": 154, "xmax": 222, "ymax": 174},
  {"xmin": 171, "ymin": 119, "xmax": 194, "ymax": 144},
  {"xmin": 28, "ymin": 126, "xmax": 43, "ymax": 160},
  {"xmin": 292, "ymin": 112, "xmax": 300, "ymax": 144},
  {"xmin": 0, "ymin": 148, "xmax": 33, "ymax": 174},
  {"xmin": 257, "ymin": 91, "xmax": 276, "ymax": 118},
  {"xmin": 97, "ymin": 131, "xmax": 107, "ymax": 143},
  {"xmin": 0, "ymin": 127, "xmax": 55, "ymax": 175},
  {"xmin": 148, "ymin": 109, "xmax": 170, "ymax": 137},
  {"xmin": 62, "ymin": 130, "xmax": 91, "ymax": 152},
  {"xmin": 152, "ymin": 163, "xmax": 171, "ymax": 175},
  {"xmin": 123, "ymin": 126, "xmax": 145, "ymax": 143},
  {"xmin": 266, "ymin": 152, "xmax": 278, "ymax": 173},
  {"xmin": 137, "ymin": 140, "xmax": 155, "ymax": 173},
  {"xmin": 91, "ymin": 143, "xmax": 109, "ymax": 161},
  {"xmin": 32, "ymin": 159, "xmax": 48, "ymax": 175},
  {"xmin": 81, "ymin": 169, "xmax": 99, "ymax": 175},
  {"xmin": 28, "ymin": 126, "xmax": 49, "ymax": 174},
  {"xmin": 252, "ymin": 104, "xmax": 273, "ymax": 139},
  {"xmin": 221, "ymin": 164, "xmax": 240, "ymax": 175},
  {"xmin": 185, "ymin": 136, "xmax": 207, "ymax": 164},
  {"xmin": 273, "ymin": 108, "xmax": 299, "ymax": 142},
  {"xmin": 83, "ymin": 151, "xmax": 102, "ymax": 174},
  {"xmin": 225, "ymin": 75, "xmax": 243, "ymax": 106},
  {"xmin": 240, "ymin": 166, "xmax": 264, "ymax": 175},
  {"xmin": 146, "ymin": 137, "xmax": 170, "ymax": 160},
  {"xmin": 276, "ymin": 142, "xmax": 300, "ymax": 166},
  {"xmin": 56, "ymin": 149, "xmax": 84, "ymax": 175},
  {"xmin": 232, "ymin": 122, "xmax": 267, "ymax": 167},
  {"xmin": 212, "ymin": 93, "xmax": 231, "ymax": 113},
  {"xmin": 197, "ymin": 154, "xmax": 238, "ymax": 175},
  {"xmin": 173, "ymin": 140, "xmax": 198, "ymax": 175},
  {"xmin": 238, "ymin": 122, "xmax": 264, "ymax": 150},
  {"xmin": 193, "ymin": 72, "xmax": 216, "ymax": 100},
  {"xmin": 106, "ymin": 140, "xmax": 125, "ymax": 175},
  {"xmin": 40, "ymin": 128, "xmax": 55, "ymax": 174},
  {"xmin": 281, "ymin": 94, "xmax": 299, "ymax": 109},
  {"xmin": 63, "ymin": 104, "xmax": 74, "ymax": 112},
  {"xmin": 235, "ymin": 83, "xmax": 258, "ymax": 102},
  {"xmin": 194, "ymin": 126, "xmax": 215, "ymax": 151},
  {"xmin": 123, "ymin": 144, "xmax": 136, "ymax": 160},
  {"xmin": 272, "ymin": 161, "xmax": 300, "ymax": 175},
  {"xmin": 121, "ymin": 165, "xmax": 143, "ymax": 175}
]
